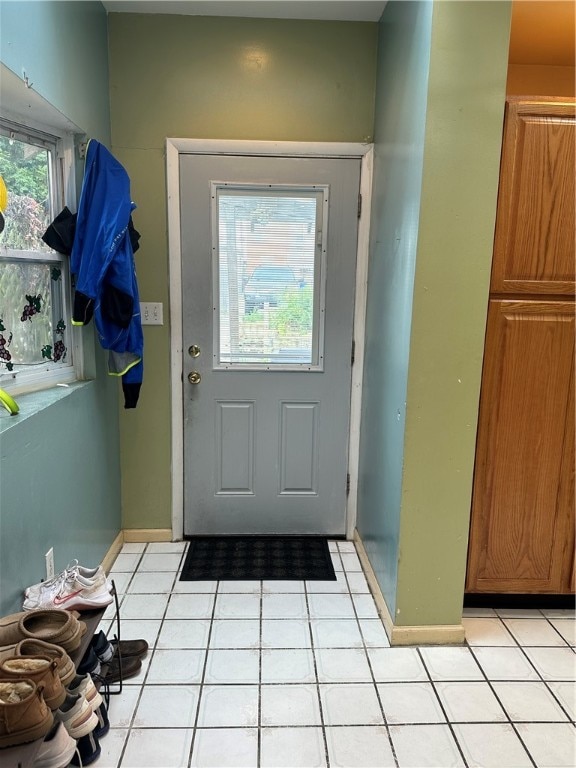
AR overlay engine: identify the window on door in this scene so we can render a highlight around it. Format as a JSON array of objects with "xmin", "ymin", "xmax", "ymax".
[{"xmin": 213, "ymin": 185, "xmax": 327, "ymax": 370}]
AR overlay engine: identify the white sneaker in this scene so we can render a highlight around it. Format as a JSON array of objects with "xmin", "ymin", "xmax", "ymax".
[
  {"xmin": 25, "ymin": 561, "xmax": 111, "ymax": 598},
  {"xmin": 66, "ymin": 674, "xmax": 102, "ymax": 713},
  {"xmin": 55, "ymin": 692, "xmax": 98, "ymax": 739},
  {"xmin": 33, "ymin": 722, "xmax": 77, "ymax": 768},
  {"xmin": 23, "ymin": 570, "xmax": 114, "ymax": 611}
]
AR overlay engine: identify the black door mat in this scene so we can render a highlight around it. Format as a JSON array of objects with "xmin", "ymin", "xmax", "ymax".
[{"xmin": 179, "ymin": 536, "xmax": 336, "ymax": 581}]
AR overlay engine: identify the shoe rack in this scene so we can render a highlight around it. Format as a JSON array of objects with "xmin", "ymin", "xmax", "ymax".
[{"xmin": 2, "ymin": 580, "xmax": 122, "ymax": 768}]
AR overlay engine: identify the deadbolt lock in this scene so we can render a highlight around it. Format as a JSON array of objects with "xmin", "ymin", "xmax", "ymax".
[
  {"xmin": 188, "ymin": 371, "xmax": 201, "ymax": 385},
  {"xmin": 188, "ymin": 344, "xmax": 201, "ymax": 358}
]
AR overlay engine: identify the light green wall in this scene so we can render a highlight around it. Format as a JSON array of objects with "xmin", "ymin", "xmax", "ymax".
[
  {"xmin": 107, "ymin": 13, "xmax": 378, "ymax": 529},
  {"xmin": 0, "ymin": 2, "xmax": 119, "ymax": 616},
  {"xmin": 357, "ymin": 0, "xmax": 434, "ymax": 616},
  {"xmin": 396, "ymin": 0, "xmax": 511, "ymax": 626}
]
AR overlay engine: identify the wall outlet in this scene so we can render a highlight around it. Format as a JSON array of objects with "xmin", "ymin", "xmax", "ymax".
[
  {"xmin": 45, "ymin": 548, "xmax": 55, "ymax": 581},
  {"xmin": 140, "ymin": 301, "xmax": 163, "ymax": 325}
]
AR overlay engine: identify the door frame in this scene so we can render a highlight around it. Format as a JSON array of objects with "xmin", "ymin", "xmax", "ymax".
[{"xmin": 166, "ymin": 139, "xmax": 374, "ymax": 540}]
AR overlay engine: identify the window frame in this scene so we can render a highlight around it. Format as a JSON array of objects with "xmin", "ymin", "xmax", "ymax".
[{"xmin": 0, "ymin": 117, "xmax": 81, "ymax": 395}]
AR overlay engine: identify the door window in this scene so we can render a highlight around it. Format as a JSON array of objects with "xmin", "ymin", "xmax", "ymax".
[{"xmin": 213, "ymin": 185, "xmax": 327, "ymax": 369}]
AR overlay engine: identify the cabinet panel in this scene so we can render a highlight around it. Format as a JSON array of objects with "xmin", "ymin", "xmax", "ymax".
[
  {"xmin": 491, "ymin": 100, "xmax": 575, "ymax": 295},
  {"xmin": 467, "ymin": 300, "xmax": 575, "ymax": 593}
]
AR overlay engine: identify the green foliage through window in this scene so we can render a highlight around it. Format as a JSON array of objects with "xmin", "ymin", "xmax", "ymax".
[{"xmin": 0, "ymin": 133, "xmax": 51, "ymax": 251}]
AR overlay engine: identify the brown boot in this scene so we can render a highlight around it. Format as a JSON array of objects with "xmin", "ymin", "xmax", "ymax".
[
  {"xmin": 0, "ymin": 656, "xmax": 66, "ymax": 710},
  {"xmin": 0, "ymin": 679, "xmax": 53, "ymax": 747},
  {"xmin": 0, "ymin": 643, "xmax": 16, "ymax": 662},
  {"xmin": 15, "ymin": 639, "xmax": 75, "ymax": 688},
  {"xmin": 0, "ymin": 610, "xmax": 85, "ymax": 652}
]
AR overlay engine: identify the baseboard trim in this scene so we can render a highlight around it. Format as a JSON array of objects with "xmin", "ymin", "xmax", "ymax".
[
  {"xmin": 389, "ymin": 623, "xmax": 466, "ymax": 645},
  {"xmin": 122, "ymin": 528, "xmax": 174, "ymax": 543},
  {"xmin": 101, "ymin": 531, "xmax": 124, "ymax": 574},
  {"xmin": 353, "ymin": 530, "xmax": 466, "ymax": 646}
]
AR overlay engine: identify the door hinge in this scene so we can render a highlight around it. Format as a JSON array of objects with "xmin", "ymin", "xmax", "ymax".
[
  {"xmin": 346, "ymin": 473, "xmax": 351, "ymax": 496},
  {"xmin": 351, "ymin": 339, "xmax": 355, "ymax": 366},
  {"xmin": 357, "ymin": 193, "xmax": 362, "ymax": 218}
]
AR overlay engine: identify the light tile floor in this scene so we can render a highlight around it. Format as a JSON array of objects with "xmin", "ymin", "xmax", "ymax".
[{"xmin": 96, "ymin": 541, "xmax": 576, "ymax": 767}]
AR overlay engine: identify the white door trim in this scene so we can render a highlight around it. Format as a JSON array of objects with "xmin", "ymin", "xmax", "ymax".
[{"xmin": 166, "ymin": 138, "xmax": 373, "ymax": 541}]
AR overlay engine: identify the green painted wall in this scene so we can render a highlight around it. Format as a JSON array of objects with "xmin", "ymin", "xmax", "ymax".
[
  {"xmin": 396, "ymin": 0, "xmax": 511, "ymax": 627},
  {"xmin": 107, "ymin": 13, "xmax": 378, "ymax": 529},
  {"xmin": 0, "ymin": 2, "xmax": 120, "ymax": 615},
  {"xmin": 357, "ymin": 0, "xmax": 434, "ymax": 616},
  {"xmin": 357, "ymin": 0, "xmax": 511, "ymax": 630}
]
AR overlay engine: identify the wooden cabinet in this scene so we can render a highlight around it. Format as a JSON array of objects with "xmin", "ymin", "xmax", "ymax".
[
  {"xmin": 466, "ymin": 301, "xmax": 574, "ymax": 593},
  {"xmin": 466, "ymin": 98, "xmax": 575, "ymax": 595},
  {"xmin": 491, "ymin": 100, "xmax": 575, "ymax": 296}
]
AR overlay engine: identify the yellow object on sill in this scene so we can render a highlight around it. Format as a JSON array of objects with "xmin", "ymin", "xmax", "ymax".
[
  {"xmin": 0, "ymin": 174, "xmax": 7, "ymax": 212},
  {"xmin": 0, "ymin": 388, "xmax": 19, "ymax": 415}
]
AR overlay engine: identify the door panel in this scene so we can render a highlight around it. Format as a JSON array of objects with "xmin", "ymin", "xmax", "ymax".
[
  {"xmin": 466, "ymin": 299, "xmax": 575, "ymax": 593},
  {"xmin": 279, "ymin": 402, "xmax": 319, "ymax": 494},
  {"xmin": 491, "ymin": 100, "xmax": 576, "ymax": 296},
  {"xmin": 180, "ymin": 155, "xmax": 360, "ymax": 535},
  {"xmin": 215, "ymin": 402, "xmax": 254, "ymax": 494}
]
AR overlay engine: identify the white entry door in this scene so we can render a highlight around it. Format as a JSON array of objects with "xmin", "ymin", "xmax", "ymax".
[{"xmin": 180, "ymin": 154, "xmax": 360, "ymax": 535}]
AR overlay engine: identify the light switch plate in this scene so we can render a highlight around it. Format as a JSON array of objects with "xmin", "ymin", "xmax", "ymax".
[{"xmin": 140, "ymin": 302, "xmax": 163, "ymax": 325}]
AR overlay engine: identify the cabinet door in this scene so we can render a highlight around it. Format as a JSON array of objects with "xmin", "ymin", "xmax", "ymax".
[
  {"xmin": 491, "ymin": 99, "xmax": 575, "ymax": 296},
  {"xmin": 466, "ymin": 300, "xmax": 575, "ymax": 593}
]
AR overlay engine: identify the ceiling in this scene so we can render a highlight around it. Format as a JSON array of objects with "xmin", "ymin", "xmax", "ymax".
[{"xmin": 101, "ymin": 1, "xmax": 387, "ymax": 21}]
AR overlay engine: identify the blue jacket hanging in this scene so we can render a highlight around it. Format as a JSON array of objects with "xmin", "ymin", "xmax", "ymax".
[{"xmin": 70, "ymin": 140, "xmax": 143, "ymax": 408}]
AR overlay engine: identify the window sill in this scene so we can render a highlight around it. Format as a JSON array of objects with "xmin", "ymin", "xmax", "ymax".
[{"xmin": 0, "ymin": 380, "xmax": 93, "ymax": 435}]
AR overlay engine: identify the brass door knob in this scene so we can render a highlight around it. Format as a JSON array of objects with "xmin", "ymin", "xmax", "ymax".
[{"xmin": 188, "ymin": 371, "xmax": 201, "ymax": 385}]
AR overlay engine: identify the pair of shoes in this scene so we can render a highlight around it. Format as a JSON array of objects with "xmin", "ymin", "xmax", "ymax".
[
  {"xmin": 33, "ymin": 721, "xmax": 76, "ymax": 768},
  {"xmin": 110, "ymin": 636, "xmax": 149, "ymax": 661},
  {"xmin": 0, "ymin": 639, "xmax": 76, "ymax": 687},
  {"xmin": 0, "ymin": 679, "xmax": 53, "ymax": 748},
  {"xmin": 0, "ymin": 610, "xmax": 86, "ymax": 653},
  {"xmin": 99, "ymin": 654, "xmax": 142, "ymax": 684},
  {"xmin": 24, "ymin": 561, "xmax": 112, "ymax": 599},
  {"xmin": 91, "ymin": 630, "xmax": 148, "ymax": 662},
  {"xmin": 23, "ymin": 562, "xmax": 113, "ymax": 612},
  {"xmin": 0, "ymin": 655, "xmax": 65, "ymax": 710},
  {"xmin": 54, "ymin": 671, "xmax": 103, "ymax": 740}
]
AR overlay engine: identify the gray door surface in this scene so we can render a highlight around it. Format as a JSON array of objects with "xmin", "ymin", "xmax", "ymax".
[{"xmin": 180, "ymin": 154, "xmax": 360, "ymax": 535}]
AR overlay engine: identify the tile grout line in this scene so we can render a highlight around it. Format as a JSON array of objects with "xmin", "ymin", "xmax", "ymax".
[
  {"xmin": 114, "ymin": 542, "xmax": 149, "ymax": 768},
  {"xmin": 340, "ymin": 544, "xmax": 400, "ymax": 768},
  {"xmin": 512, "ymin": 640, "xmax": 576, "ymax": 723},
  {"xmin": 417, "ymin": 647, "xmax": 488, "ymax": 768},
  {"xmin": 185, "ymin": 574, "xmax": 219, "ymax": 768},
  {"xmin": 501, "ymin": 615, "xmax": 572, "ymax": 650},
  {"xmin": 461, "ymin": 638, "xmax": 539, "ymax": 768},
  {"xmin": 304, "ymin": 572, "xmax": 331, "ymax": 768},
  {"xmin": 258, "ymin": 580, "xmax": 263, "ymax": 768}
]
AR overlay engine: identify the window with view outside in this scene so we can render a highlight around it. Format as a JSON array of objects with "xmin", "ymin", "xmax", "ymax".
[
  {"xmin": 216, "ymin": 188, "xmax": 324, "ymax": 367},
  {"xmin": 0, "ymin": 125, "xmax": 71, "ymax": 387}
]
